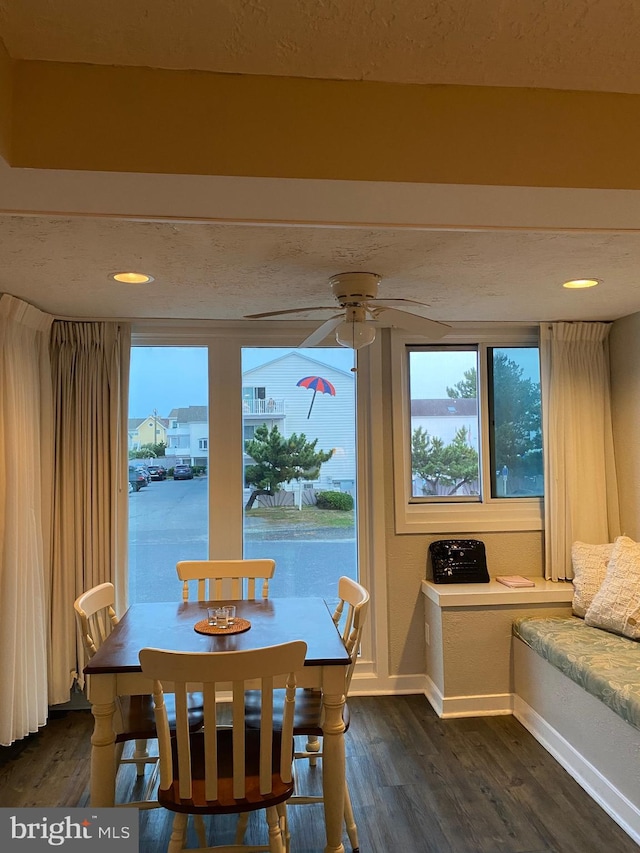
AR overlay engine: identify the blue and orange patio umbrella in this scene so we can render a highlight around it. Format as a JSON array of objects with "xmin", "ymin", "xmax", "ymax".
[{"xmin": 296, "ymin": 375, "xmax": 336, "ymax": 418}]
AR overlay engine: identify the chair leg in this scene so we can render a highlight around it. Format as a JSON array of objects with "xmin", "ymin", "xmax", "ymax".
[
  {"xmin": 265, "ymin": 805, "xmax": 286, "ymax": 853},
  {"xmin": 168, "ymin": 813, "xmax": 188, "ymax": 853},
  {"xmin": 305, "ymin": 734, "xmax": 321, "ymax": 767},
  {"xmin": 133, "ymin": 738, "xmax": 151, "ymax": 775},
  {"xmin": 193, "ymin": 815, "xmax": 207, "ymax": 847},
  {"xmin": 235, "ymin": 813, "xmax": 249, "ymax": 844},
  {"xmin": 344, "ymin": 779, "xmax": 359, "ymax": 852},
  {"xmin": 277, "ymin": 802, "xmax": 290, "ymax": 853}
]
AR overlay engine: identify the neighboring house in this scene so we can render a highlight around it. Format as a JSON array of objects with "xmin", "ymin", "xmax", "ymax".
[
  {"xmin": 128, "ymin": 412, "xmax": 168, "ymax": 452},
  {"xmin": 241, "ymin": 351, "xmax": 356, "ymax": 491},
  {"xmin": 165, "ymin": 405, "xmax": 208, "ymax": 468},
  {"xmin": 161, "ymin": 354, "xmax": 354, "ymax": 488},
  {"xmin": 411, "ymin": 398, "xmax": 479, "ymax": 448}
]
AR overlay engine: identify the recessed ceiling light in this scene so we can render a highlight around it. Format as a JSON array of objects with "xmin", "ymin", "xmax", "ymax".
[
  {"xmin": 562, "ymin": 278, "xmax": 600, "ymax": 289},
  {"xmin": 109, "ymin": 271, "xmax": 155, "ymax": 284}
]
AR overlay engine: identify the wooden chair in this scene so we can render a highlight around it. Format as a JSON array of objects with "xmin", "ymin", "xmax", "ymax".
[
  {"xmin": 74, "ymin": 582, "xmax": 204, "ymax": 809},
  {"xmin": 138, "ymin": 641, "xmax": 307, "ymax": 853},
  {"xmin": 244, "ymin": 576, "xmax": 370, "ymax": 852},
  {"xmin": 176, "ymin": 558, "xmax": 276, "ymax": 602}
]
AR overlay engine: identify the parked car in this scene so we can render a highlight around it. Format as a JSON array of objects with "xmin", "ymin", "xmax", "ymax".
[
  {"xmin": 173, "ymin": 464, "xmax": 194, "ymax": 480},
  {"xmin": 147, "ymin": 464, "xmax": 167, "ymax": 481},
  {"xmin": 135, "ymin": 465, "xmax": 151, "ymax": 485},
  {"xmin": 128, "ymin": 465, "xmax": 147, "ymax": 492}
]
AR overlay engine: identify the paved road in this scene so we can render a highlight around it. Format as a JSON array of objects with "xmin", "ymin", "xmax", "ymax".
[{"xmin": 128, "ymin": 477, "xmax": 357, "ymax": 603}]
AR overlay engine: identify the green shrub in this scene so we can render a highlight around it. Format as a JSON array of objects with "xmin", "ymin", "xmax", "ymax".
[{"xmin": 315, "ymin": 490, "xmax": 354, "ymax": 511}]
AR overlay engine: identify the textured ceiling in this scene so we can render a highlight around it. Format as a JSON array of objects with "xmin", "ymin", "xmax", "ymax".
[
  {"xmin": 2, "ymin": 1, "xmax": 640, "ymax": 326},
  {"xmin": 2, "ymin": 214, "xmax": 640, "ymax": 324},
  {"xmin": 2, "ymin": 0, "xmax": 640, "ymax": 93}
]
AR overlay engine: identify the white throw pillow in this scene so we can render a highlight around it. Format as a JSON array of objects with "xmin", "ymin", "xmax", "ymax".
[
  {"xmin": 584, "ymin": 536, "xmax": 640, "ymax": 640},
  {"xmin": 571, "ymin": 541, "xmax": 613, "ymax": 618}
]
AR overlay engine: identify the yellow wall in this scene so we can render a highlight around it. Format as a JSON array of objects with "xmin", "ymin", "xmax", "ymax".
[
  {"xmin": 5, "ymin": 58, "xmax": 640, "ymax": 189},
  {"xmin": 0, "ymin": 37, "xmax": 12, "ymax": 163},
  {"xmin": 135, "ymin": 417, "xmax": 167, "ymax": 447}
]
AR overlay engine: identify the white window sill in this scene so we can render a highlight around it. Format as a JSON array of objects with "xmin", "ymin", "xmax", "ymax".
[{"xmin": 421, "ymin": 578, "xmax": 574, "ymax": 608}]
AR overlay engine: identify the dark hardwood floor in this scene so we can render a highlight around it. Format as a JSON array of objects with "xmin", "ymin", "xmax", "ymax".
[{"xmin": 1, "ymin": 695, "xmax": 637, "ymax": 852}]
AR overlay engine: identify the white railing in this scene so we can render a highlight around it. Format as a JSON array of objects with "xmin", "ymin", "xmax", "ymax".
[{"xmin": 242, "ymin": 398, "xmax": 285, "ymax": 415}]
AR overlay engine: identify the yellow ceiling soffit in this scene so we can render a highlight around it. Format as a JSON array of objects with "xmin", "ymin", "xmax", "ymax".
[{"xmin": 4, "ymin": 57, "xmax": 640, "ymax": 190}]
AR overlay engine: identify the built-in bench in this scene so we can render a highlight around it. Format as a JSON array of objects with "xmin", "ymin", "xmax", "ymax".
[{"xmin": 512, "ymin": 615, "xmax": 640, "ymax": 845}]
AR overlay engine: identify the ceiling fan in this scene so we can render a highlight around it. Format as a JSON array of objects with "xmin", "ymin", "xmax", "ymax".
[{"xmin": 244, "ymin": 271, "xmax": 451, "ymax": 349}]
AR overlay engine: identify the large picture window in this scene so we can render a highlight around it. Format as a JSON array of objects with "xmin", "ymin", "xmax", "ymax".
[
  {"xmin": 127, "ymin": 340, "xmax": 360, "ymax": 605},
  {"xmin": 392, "ymin": 328, "xmax": 544, "ymax": 533}
]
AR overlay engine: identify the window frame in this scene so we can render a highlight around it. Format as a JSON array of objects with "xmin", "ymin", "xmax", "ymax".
[
  {"xmin": 391, "ymin": 324, "xmax": 544, "ymax": 534},
  {"xmin": 125, "ymin": 319, "xmax": 383, "ymax": 682}
]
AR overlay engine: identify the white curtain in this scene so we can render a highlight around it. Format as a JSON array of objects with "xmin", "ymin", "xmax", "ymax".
[
  {"xmin": 48, "ymin": 320, "xmax": 130, "ymax": 702},
  {"xmin": 540, "ymin": 322, "xmax": 620, "ymax": 580},
  {"xmin": 0, "ymin": 295, "xmax": 54, "ymax": 746}
]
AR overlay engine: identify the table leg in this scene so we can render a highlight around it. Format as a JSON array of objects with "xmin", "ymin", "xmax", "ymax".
[
  {"xmin": 321, "ymin": 690, "xmax": 346, "ymax": 853},
  {"xmin": 89, "ymin": 697, "xmax": 118, "ymax": 807}
]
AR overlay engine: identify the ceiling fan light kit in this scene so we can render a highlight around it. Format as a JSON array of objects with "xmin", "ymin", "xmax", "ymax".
[
  {"xmin": 243, "ymin": 271, "xmax": 451, "ymax": 349},
  {"xmin": 335, "ymin": 305, "xmax": 377, "ymax": 349}
]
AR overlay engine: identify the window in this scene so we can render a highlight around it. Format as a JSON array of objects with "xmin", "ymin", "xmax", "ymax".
[
  {"xmin": 128, "ymin": 346, "xmax": 209, "ymax": 605},
  {"xmin": 392, "ymin": 328, "xmax": 543, "ymax": 533},
  {"xmin": 241, "ymin": 347, "xmax": 358, "ymax": 598},
  {"xmin": 127, "ymin": 340, "xmax": 360, "ymax": 604},
  {"xmin": 487, "ymin": 347, "xmax": 543, "ymax": 499}
]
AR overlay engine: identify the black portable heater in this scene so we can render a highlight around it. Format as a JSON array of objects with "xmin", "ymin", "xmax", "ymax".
[{"xmin": 428, "ymin": 539, "xmax": 490, "ymax": 584}]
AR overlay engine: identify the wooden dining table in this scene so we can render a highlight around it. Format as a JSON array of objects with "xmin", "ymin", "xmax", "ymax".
[{"xmin": 84, "ymin": 596, "xmax": 352, "ymax": 853}]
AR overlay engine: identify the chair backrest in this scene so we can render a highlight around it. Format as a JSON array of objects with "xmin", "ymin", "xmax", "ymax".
[
  {"xmin": 74, "ymin": 581, "xmax": 119, "ymax": 659},
  {"xmin": 139, "ymin": 641, "xmax": 307, "ymax": 802},
  {"xmin": 331, "ymin": 576, "xmax": 370, "ymax": 691},
  {"xmin": 176, "ymin": 558, "xmax": 276, "ymax": 602}
]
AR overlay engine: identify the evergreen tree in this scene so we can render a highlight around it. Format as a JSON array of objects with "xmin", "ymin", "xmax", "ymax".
[
  {"xmin": 411, "ymin": 425, "xmax": 479, "ymax": 495},
  {"xmin": 244, "ymin": 424, "xmax": 333, "ymax": 509},
  {"xmin": 442, "ymin": 353, "xmax": 541, "ymax": 487}
]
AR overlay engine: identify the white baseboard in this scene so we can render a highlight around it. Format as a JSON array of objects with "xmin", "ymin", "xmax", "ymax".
[
  {"xmin": 348, "ymin": 672, "xmax": 427, "ymax": 696},
  {"xmin": 423, "ymin": 674, "xmax": 514, "ymax": 717},
  {"xmin": 514, "ymin": 695, "xmax": 640, "ymax": 846}
]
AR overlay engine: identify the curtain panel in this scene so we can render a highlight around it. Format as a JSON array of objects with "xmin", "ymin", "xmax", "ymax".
[
  {"xmin": 540, "ymin": 322, "xmax": 620, "ymax": 581},
  {"xmin": 0, "ymin": 295, "xmax": 53, "ymax": 746},
  {"xmin": 49, "ymin": 320, "xmax": 130, "ymax": 703}
]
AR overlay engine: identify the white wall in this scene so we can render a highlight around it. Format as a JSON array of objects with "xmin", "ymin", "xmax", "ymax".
[{"xmin": 610, "ymin": 312, "xmax": 640, "ymax": 541}]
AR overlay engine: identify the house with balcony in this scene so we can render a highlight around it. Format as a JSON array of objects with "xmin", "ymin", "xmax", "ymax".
[
  {"xmin": 242, "ymin": 351, "xmax": 356, "ymax": 492},
  {"xmin": 165, "ymin": 405, "xmax": 208, "ymax": 469}
]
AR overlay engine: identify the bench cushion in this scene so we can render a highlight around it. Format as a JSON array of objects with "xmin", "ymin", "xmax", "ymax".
[{"xmin": 513, "ymin": 615, "xmax": 640, "ymax": 730}]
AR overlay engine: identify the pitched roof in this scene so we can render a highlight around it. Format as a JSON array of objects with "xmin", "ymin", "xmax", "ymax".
[
  {"xmin": 242, "ymin": 350, "xmax": 354, "ymax": 379},
  {"xmin": 167, "ymin": 405, "xmax": 208, "ymax": 422}
]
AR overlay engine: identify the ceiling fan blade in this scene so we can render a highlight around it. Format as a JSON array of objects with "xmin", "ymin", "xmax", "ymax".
[
  {"xmin": 299, "ymin": 315, "xmax": 344, "ymax": 347},
  {"xmin": 373, "ymin": 306, "xmax": 451, "ymax": 339},
  {"xmin": 244, "ymin": 305, "xmax": 335, "ymax": 319},
  {"xmin": 370, "ymin": 297, "xmax": 432, "ymax": 310}
]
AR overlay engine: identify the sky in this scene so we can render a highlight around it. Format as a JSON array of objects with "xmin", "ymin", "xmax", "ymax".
[
  {"xmin": 410, "ymin": 346, "xmax": 540, "ymax": 399},
  {"xmin": 129, "ymin": 346, "xmax": 355, "ymax": 417},
  {"xmin": 129, "ymin": 345, "xmax": 540, "ymax": 417}
]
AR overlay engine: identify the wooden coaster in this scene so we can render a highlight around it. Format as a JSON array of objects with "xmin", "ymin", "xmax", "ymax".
[{"xmin": 194, "ymin": 617, "xmax": 251, "ymax": 636}]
